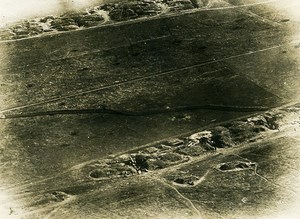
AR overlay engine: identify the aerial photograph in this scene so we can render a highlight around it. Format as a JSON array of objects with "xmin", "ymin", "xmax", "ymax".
[{"xmin": 0, "ymin": 0, "xmax": 299, "ymax": 218}]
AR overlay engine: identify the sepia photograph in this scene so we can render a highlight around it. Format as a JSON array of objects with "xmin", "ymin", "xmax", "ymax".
[{"xmin": 0, "ymin": 0, "xmax": 299, "ymax": 218}]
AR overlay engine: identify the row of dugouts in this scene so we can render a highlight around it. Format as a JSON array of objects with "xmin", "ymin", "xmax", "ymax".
[
  {"xmin": 86, "ymin": 113, "xmax": 281, "ymax": 180},
  {"xmin": 1, "ymin": 0, "xmax": 200, "ymax": 40}
]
